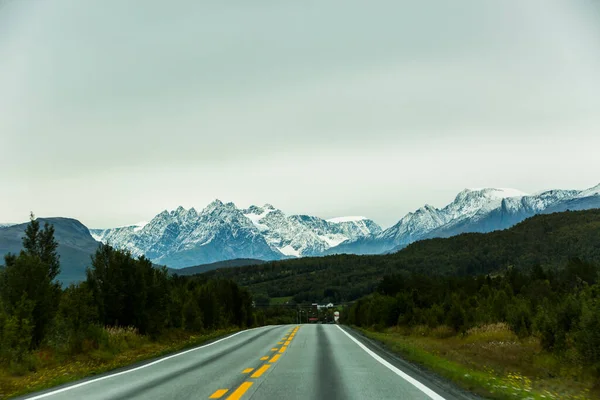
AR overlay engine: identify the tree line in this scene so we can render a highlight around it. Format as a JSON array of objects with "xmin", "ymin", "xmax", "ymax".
[
  {"xmin": 0, "ymin": 215, "xmax": 255, "ymax": 368},
  {"xmin": 346, "ymin": 259, "xmax": 600, "ymax": 374},
  {"xmin": 206, "ymin": 209, "xmax": 600, "ymax": 304}
]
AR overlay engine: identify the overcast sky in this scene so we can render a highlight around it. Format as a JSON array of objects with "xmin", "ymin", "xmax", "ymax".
[{"xmin": 1, "ymin": 0, "xmax": 599, "ymax": 228}]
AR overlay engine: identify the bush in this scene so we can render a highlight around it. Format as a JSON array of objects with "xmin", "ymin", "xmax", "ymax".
[{"xmin": 465, "ymin": 323, "xmax": 518, "ymax": 344}]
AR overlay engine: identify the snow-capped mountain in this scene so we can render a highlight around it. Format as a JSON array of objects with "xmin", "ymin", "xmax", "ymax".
[
  {"xmin": 328, "ymin": 184, "xmax": 600, "ymax": 255},
  {"xmin": 91, "ymin": 201, "xmax": 382, "ymax": 268},
  {"xmin": 90, "ymin": 183, "xmax": 600, "ymax": 268}
]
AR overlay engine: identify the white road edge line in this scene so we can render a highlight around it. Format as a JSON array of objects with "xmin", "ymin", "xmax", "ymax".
[
  {"xmin": 336, "ymin": 325, "xmax": 446, "ymax": 400},
  {"xmin": 24, "ymin": 326, "xmax": 268, "ymax": 400}
]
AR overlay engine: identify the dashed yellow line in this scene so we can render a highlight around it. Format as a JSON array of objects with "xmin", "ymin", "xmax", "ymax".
[
  {"xmin": 271, "ymin": 348, "xmax": 278, "ymax": 351},
  {"xmin": 226, "ymin": 382, "xmax": 253, "ymax": 400},
  {"xmin": 242, "ymin": 368, "xmax": 254, "ymax": 374},
  {"xmin": 209, "ymin": 389, "xmax": 229, "ymax": 398},
  {"xmin": 250, "ymin": 364, "xmax": 270, "ymax": 378},
  {"xmin": 278, "ymin": 346, "xmax": 287, "ymax": 354},
  {"xmin": 260, "ymin": 356, "xmax": 269, "ymax": 361},
  {"xmin": 269, "ymin": 354, "xmax": 280, "ymax": 363}
]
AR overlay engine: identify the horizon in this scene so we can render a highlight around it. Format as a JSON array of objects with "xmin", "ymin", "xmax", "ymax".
[{"xmin": 3, "ymin": 182, "xmax": 598, "ymax": 230}]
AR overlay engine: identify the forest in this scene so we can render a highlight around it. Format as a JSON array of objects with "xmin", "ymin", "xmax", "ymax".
[
  {"xmin": 206, "ymin": 209, "xmax": 600, "ymax": 304},
  {"xmin": 0, "ymin": 215, "xmax": 256, "ymax": 374},
  {"xmin": 346, "ymin": 259, "xmax": 600, "ymax": 373}
]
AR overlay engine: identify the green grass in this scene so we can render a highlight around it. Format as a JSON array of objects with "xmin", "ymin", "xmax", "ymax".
[
  {"xmin": 357, "ymin": 324, "xmax": 596, "ymax": 400},
  {"xmin": 0, "ymin": 328, "xmax": 239, "ymax": 400}
]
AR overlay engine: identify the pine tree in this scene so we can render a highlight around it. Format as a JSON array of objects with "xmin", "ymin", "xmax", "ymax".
[
  {"xmin": 0, "ymin": 214, "xmax": 62, "ymax": 347},
  {"xmin": 22, "ymin": 213, "xmax": 60, "ymax": 280}
]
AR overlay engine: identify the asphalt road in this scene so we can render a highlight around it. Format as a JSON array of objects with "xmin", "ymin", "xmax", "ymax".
[{"xmin": 21, "ymin": 325, "xmax": 477, "ymax": 400}]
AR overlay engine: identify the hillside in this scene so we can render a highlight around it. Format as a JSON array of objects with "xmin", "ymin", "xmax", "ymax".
[
  {"xmin": 204, "ymin": 209, "xmax": 600, "ymax": 303},
  {"xmin": 0, "ymin": 218, "xmax": 101, "ymax": 285},
  {"xmin": 168, "ymin": 258, "xmax": 266, "ymax": 276}
]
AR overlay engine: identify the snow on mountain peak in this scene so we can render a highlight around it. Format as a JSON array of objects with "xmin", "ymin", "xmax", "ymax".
[
  {"xmin": 327, "ymin": 216, "xmax": 367, "ymax": 223},
  {"xmin": 133, "ymin": 221, "xmax": 148, "ymax": 232},
  {"xmin": 577, "ymin": 183, "xmax": 600, "ymax": 198},
  {"xmin": 463, "ymin": 188, "xmax": 528, "ymax": 199},
  {"xmin": 87, "ymin": 183, "xmax": 600, "ymax": 268}
]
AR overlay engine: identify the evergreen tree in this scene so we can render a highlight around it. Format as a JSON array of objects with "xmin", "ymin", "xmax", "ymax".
[
  {"xmin": 22, "ymin": 213, "xmax": 60, "ymax": 280},
  {"xmin": 0, "ymin": 215, "xmax": 61, "ymax": 346}
]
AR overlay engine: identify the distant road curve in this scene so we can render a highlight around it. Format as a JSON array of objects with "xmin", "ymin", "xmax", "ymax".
[{"xmin": 19, "ymin": 324, "xmax": 478, "ymax": 400}]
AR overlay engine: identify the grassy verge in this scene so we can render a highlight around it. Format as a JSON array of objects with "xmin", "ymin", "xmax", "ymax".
[
  {"xmin": 357, "ymin": 323, "xmax": 597, "ymax": 400},
  {"xmin": 0, "ymin": 327, "xmax": 239, "ymax": 400}
]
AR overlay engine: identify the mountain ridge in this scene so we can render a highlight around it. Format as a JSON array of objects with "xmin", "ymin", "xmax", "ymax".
[{"xmin": 2, "ymin": 183, "xmax": 599, "ymax": 282}]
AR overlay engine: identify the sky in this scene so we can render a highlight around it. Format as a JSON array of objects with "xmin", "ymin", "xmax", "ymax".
[{"xmin": 1, "ymin": 0, "xmax": 600, "ymax": 228}]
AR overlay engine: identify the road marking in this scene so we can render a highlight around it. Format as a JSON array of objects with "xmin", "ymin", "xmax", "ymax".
[
  {"xmin": 242, "ymin": 368, "xmax": 254, "ymax": 374},
  {"xmin": 277, "ymin": 341, "xmax": 283, "ymax": 345},
  {"xmin": 260, "ymin": 356, "xmax": 269, "ymax": 361},
  {"xmin": 271, "ymin": 348, "xmax": 278, "ymax": 351},
  {"xmin": 209, "ymin": 389, "xmax": 229, "ymax": 398},
  {"xmin": 226, "ymin": 382, "xmax": 253, "ymax": 400},
  {"xmin": 269, "ymin": 354, "xmax": 280, "ymax": 363},
  {"xmin": 250, "ymin": 364, "xmax": 270, "ymax": 378},
  {"xmin": 336, "ymin": 326, "xmax": 446, "ymax": 400},
  {"xmin": 23, "ymin": 326, "xmax": 266, "ymax": 400},
  {"xmin": 278, "ymin": 346, "xmax": 287, "ymax": 353},
  {"xmin": 284, "ymin": 340, "xmax": 291, "ymax": 346}
]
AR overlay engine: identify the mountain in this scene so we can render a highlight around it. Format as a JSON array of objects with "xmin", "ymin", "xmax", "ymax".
[
  {"xmin": 4, "ymin": 184, "xmax": 596, "ymax": 282},
  {"xmin": 329, "ymin": 185, "xmax": 600, "ymax": 255},
  {"xmin": 168, "ymin": 258, "xmax": 266, "ymax": 276},
  {"xmin": 206, "ymin": 208, "xmax": 600, "ymax": 303},
  {"xmin": 0, "ymin": 218, "xmax": 101, "ymax": 285},
  {"xmin": 91, "ymin": 201, "xmax": 382, "ymax": 269}
]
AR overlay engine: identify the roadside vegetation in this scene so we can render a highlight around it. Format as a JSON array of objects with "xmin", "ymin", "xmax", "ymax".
[
  {"xmin": 347, "ymin": 261, "xmax": 600, "ymax": 399},
  {"xmin": 0, "ymin": 215, "xmax": 256, "ymax": 399}
]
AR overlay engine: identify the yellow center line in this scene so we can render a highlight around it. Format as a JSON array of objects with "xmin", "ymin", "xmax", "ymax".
[
  {"xmin": 242, "ymin": 368, "xmax": 254, "ymax": 374},
  {"xmin": 269, "ymin": 354, "xmax": 280, "ymax": 363},
  {"xmin": 250, "ymin": 364, "xmax": 271, "ymax": 378},
  {"xmin": 284, "ymin": 340, "xmax": 291, "ymax": 346},
  {"xmin": 277, "ymin": 341, "xmax": 283, "ymax": 345},
  {"xmin": 278, "ymin": 345, "xmax": 287, "ymax": 353},
  {"xmin": 271, "ymin": 348, "xmax": 278, "ymax": 351},
  {"xmin": 260, "ymin": 356, "xmax": 269, "ymax": 361},
  {"xmin": 209, "ymin": 389, "xmax": 229, "ymax": 399},
  {"xmin": 226, "ymin": 382, "xmax": 253, "ymax": 400}
]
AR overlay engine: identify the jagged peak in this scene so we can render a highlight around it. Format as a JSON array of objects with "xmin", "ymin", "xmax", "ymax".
[
  {"xmin": 417, "ymin": 204, "xmax": 438, "ymax": 213},
  {"xmin": 156, "ymin": 210, "xmax": 170, "ymax": 218},
  {"xmin": 458, "ymin": 187, "xmax": 527, "ymax": 199},
  {"xmin": 209, "ymin": 199, "xmax": 224, "ymax": 207},
  {"xmin": 578, "ymin": 183, "xmax": 600, "ymax": 197},
  {"xmin": 327, "ymin": 216, "xmax": 367, "ymax": 223},
  {"xmin": 172, "ymin": 205, "xmax": 186, "ymax": 215}
]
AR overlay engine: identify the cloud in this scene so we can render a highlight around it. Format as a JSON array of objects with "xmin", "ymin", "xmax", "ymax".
[{"xmin": 1, "ymin": 0, "xmax": 599, "ymax": 227}]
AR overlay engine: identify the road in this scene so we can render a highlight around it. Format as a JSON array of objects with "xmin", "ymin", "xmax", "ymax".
[{"xmin": 21, "ymin": 325, "xmax": 476, "ymax": 400}]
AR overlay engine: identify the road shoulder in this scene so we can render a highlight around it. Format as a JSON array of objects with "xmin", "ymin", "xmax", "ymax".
[{"xmin": 339, "ymin": 325, "xmax": 483, "ymax": 400}]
